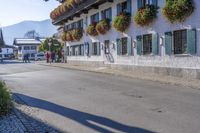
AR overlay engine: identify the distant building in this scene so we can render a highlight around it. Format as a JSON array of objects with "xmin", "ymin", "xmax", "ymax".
[
  {"xmin": 13, "ymin": 38, "xmax": 45, "ymax": 60},
  {"xmin": 0, "ymin": 27, "xmax": 15, "ymax": 60}
]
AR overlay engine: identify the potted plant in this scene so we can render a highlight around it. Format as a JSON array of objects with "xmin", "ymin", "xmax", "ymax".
[
  {"xmin": 62, "ymin": 32, "xmax": 67, "ymax": 41},
  {"xmin": 113, "ymin": 12, "xmax": 131, "ymax": 32},
  {"xmin": 134, "ymin": 5, "xmax": 158, "ymax": 26},
  {"xmin": 71, "ymin": 29, "xmax": 83, "ymax": 41},
  {"xmin": 86, "ymin": 22, "xmax": 98, "ymax": 36},
  {"xmin": 162, "ymin": 0, "xmax": 194, "ymax": 23},
  {"xmin": 96, "ymin": 19, "xmax": 110, "ymax": 35},
  {"xmin": 66, "ymin": 31, "xmax": 73, "ymax": 42}
]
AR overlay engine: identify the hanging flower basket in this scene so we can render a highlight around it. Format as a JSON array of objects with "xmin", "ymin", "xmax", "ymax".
[
  {"xmin": 62, "ymin": 32, "xmax": 67, "ymax": 41},
  {"xmin": 71, "ymin": 29, "xmax": 83, "ymax": 41},
  {"xmin": 162, "ymin": 0, "xmax": 194, "ymax": 23},
  {"xmin": 86, "ymin": 22, "xmax": 98, "ymax": 36},
  {"xmin": 74, "ymin": 0, "xmax": 83, "ymax": 5},
  {"xmin": 134, "ymin": 5, "xmax": 158, "ymax": 26},
  {"xmin": 113, "ymin": 12, "xmax": 131, "ymax": 32},
  {"xmin": 96, "ymin": 19, "xmax": 110, "ymax": 35},
  {"xmin": 66, "ymin": 32, "xmax": 73, "ymax": 42}
]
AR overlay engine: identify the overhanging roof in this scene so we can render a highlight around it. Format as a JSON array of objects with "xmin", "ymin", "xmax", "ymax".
[
  {"xmin": 53, "ymin": 0, "xmax": 113, "ymax": 25},
  {"xmin": 13, "ymin": 38, "xmax": 45, "ymax": 46}
]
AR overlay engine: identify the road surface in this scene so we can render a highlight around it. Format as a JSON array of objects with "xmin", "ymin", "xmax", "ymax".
[{"xmin": 1, "ymin": 61, "xmax": 200, "ymax": 133}]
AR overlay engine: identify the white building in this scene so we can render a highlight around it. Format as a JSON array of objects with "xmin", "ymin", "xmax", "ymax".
[
  {"xmin": 0, "ymin": 45, "xmax": 15, "ymax": 59},
  {"xmin": 13, "ymin": 38, "xmax": 45, "ymax": 60},
  {"xmin": 52, "ymin": 0, "xmax": 200, "ymax": 78}
]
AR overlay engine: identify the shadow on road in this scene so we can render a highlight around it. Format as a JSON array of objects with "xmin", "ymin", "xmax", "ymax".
[
  {"xmin": 14, "ymin": 93, "xmax": 155, "ymax": 133},
  {"xmin": 0, "ymin": 60, "xmax": 30, "ymax": 64}
]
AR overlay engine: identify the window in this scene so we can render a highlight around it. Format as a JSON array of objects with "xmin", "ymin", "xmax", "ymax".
[
  {"xmin": 70, "ymin": 45, "xmax": 84, "ymax": 56},
  {"xmin": 138, "ymin": 0, "xmax": 157, "ymax": 9},
  {"xmin": 104, "ymin": 40, "xmax": 110, "ymax": 54},
  {"xmin": 92, "ymin": 42, "xmax": 100, "ymax": 56},
  {"xmin": 173, "ymin": 30, "xmax": 187, "ymax": 54},
  {"xmin": 66, "ymin": 46, "xmax": 70, "ymax": 56},
  {"xmin": 143, "ymin": 34, "xmax": 152, "ymax": 55},
  {"xmin": 24, "ymin": 46, "xmax": 30, "ymax": 50},
  {"xmin": 101, "ymin": 8, "xmax": 112, "ymax": 21},
  {"xmin": 91, "ymin": 13, "xmax": 99, "ymax": 23},
  {"xmin": 77, "ymin": 19, "xmax": 83, "ymax": 29},
  {"xmin": 31, "ymin": 46, "xmax": 36, "ymax": 50},
  {"xmin": 117, "ymin": 0, "xmax": 132, "ymax": 15},
  {"xmin": 31, "ymin": 53, "xmax": 35, "ymax": 57},
  {"xmin": 121, "ymin": 38, "xmax": 128, "ymax": 55}
]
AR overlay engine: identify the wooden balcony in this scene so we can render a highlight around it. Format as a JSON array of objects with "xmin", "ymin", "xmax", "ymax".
[{"xmin": 53, "ymin": 0, "xmax": 113, "ymax": 25}]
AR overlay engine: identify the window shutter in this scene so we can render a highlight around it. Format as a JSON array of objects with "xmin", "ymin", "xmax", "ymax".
[
  {"xmin": 117, "ymin": 39, "xmax": 122, "ymax": 55},
  {"xmin": 152, "ymin": 33, "xmax": 159, "ymax": 55},
  {"xmin": 97, "ymin": 42, "xmax": 101, "ymax": 56},
  {"xmin": 128, "ymin": 36, "xmax": 132, "ymax": 55},
  {"xmin": 187, "ymin": 29, "xmax": 196, "ymax": 55},
  {"xmin": 165, "ymin": 32, "xmax": 172, "ymax": 55},
  {"xmin": 137, "ymin": 0, "xmax": 143, "ymax": 10},
  {"xmin": 127, "ymin": 0, "xmax": 132, "ymax": 14},
  {"xmin": 136, "ymin": 35, "xmax": 142, "ymax": 55},
  {"xmin": 152, "ymin": 0, "xmax": 157, "ymax": 6},
  {"xmin": 109, "ymin": 8, "xmax": 112, "ymax": 21},
  {"xmin": 117, "ymin": 3, "xmax": 121, "ymax": 15}
]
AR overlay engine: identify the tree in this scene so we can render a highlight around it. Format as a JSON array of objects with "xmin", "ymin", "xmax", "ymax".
[{"xmin": 39, "ymin": 37, "xmax": 63, "ymax": 53}]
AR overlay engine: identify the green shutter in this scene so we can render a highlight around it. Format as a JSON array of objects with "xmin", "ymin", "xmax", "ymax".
[
  {"xmin": 165, "ymin": 32, "xmax": 172, "ymax": 55},
  {"xmin": 137, "ymin": 0, "xmax": 143, "ymax": 10},
  {"xmin": 152, "ymin": 33, "xmax": 159, "ymax": 55},
  {"xmin": 97, "ymin": 42, "xmax": 101, "ymax": 56},
  {"xmin": 117, "ymin": 3, "xmax": 121, "ymax": 15},
  {"xmin": 117, "ymin": 39, "xmax": 122, "ymax": 55},
  {"xmin": 187, "ymin": 29, "xmax": 196, "ymax": 55},
  {"xmin": 127, "ymin": 0, "xmax": 132, "ymax": 14},
  {"xmin": 136, "ymin": 35, "xmax": 142, "ymax": 55},
  {"xmin": 128, "ymin": 36, "xmax": 132, "ymax": 56},
  {"xmin": 152, "ymin": 0, "xmax": 157, "ymax": 7}
]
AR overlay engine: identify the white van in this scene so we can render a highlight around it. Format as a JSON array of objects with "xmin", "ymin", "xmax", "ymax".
[{"xmin": 35, "ymin": 53, "xmax": 45, "ymax": 61}]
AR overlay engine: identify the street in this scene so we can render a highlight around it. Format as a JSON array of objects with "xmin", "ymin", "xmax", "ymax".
[{"xmin": 1, "ymin": 61, "xmax": 200, "ymax": 133}]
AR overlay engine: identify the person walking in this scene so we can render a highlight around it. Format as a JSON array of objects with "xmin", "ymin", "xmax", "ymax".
[{"xmin": 46, "ymin": 52, "xmax": 50, "ymax": 63}]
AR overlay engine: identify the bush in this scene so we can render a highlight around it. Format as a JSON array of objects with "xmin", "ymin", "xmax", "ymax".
[
  {"xmin": 134, "ymin": 5, "xmax": 158, "ymax": 26},
  {"xmin": 162, "ymin": 0, "xmax": 194, "ymax": 23},
  {"xmin": 96, "ymin": 19, "xmax": 110, "ymax": 35},
  {"xmin": 86, "ymin": 22, "xmax": 98, "ymax": 36},
  {"xmin": 113, "ymin": 12, "xmax": 131, "ymax": 32},
  {"xmin": 71, "ymin": 29, "xmax": 83, "ymax": 41},
  {"xmin": 0, "ymin": 81, "xmax": 12, "ymax": 117}
]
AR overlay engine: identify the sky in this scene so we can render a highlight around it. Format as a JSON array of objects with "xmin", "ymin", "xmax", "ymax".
[{"xmin": 0, "ymin": 0, "xmax": 59, "ymax": 27}]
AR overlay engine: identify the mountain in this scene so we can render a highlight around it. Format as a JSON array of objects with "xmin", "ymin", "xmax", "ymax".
[{"xmin": 2, "ymin": 19, "xmax": 57, "ymax": 45}]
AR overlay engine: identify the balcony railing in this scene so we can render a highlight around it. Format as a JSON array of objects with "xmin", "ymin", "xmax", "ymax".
[{"xmin": 53, "ymin": 0, "xmax": 113, "ymax": 25}]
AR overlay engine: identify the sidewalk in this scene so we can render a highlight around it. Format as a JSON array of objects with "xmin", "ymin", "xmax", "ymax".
[
  {"xmin": 38, "ymin": 62, "xmax": 200, "ymax": 90},
  {"xmin": 0, "ymin": 94, "xmax": 61, "ymax": 133}
]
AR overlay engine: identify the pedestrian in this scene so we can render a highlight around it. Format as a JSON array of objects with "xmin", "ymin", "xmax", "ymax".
[
  {"xmin": 46, "ymin": 52, "xmax": 50, "ymax": 63},
  {"xmin": 51, "ymin": 52, "xmax": 55, "ymax": 63}
]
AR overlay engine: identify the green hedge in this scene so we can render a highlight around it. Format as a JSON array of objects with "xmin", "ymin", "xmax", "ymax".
[{"xmin": 0, "ymin": 81, "xmax": 12, "ymax": 116}]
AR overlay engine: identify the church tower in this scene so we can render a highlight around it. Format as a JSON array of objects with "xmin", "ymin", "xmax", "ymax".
[{"xmin": 0, "ymin": 28, "xmax": 5, "ymax": 47}]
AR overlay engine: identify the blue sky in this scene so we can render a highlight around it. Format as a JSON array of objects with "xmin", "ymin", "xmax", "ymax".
[{"xmin": 0, "ymin": 0, "xmax": 59, "ymax": 27}]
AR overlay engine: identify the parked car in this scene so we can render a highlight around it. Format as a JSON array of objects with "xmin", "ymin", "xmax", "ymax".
[{"xmin": 35, "ymin": 53, "xmax": 46, "ymax": 61}]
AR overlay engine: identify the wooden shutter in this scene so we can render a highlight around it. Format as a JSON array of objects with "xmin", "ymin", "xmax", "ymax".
[
  {"xmin": 152, "ymin": 0, "xmax": 157, "ymax": 7},
  {"xmin": 117, "ymin": 3, "xmax": 121, "ymax": 15},
  {"xmin": 127, "ymin": 0, "xmax": 132, "ymax": 14},
  {"xmin": 136, "ymin": 35, "xmax": 142, "ymax": 55},
  {"xmin": 127, "ymin": 36, "xmax": 132, "ymax": 55},
  {"xmin": 137, "ymin": 0, "xmax": 143, "ymax": 10},
  {"xmin": 117, "ymin": 39, "xmax": 122, "ymax": 55},
  {"xmin": 152, "ymin": 33, "xmax": 159, "ymax": 55},
  {"xmin": 165, "ymin": 32, "xmax": 172, "ymax": 55},
  {"xmin": 187, "ymin": 29, "xmax": 196, "ymax": 55},
  {"xmin": 97, "ymin": 42, "xmax": 101, "ymax": 56}
]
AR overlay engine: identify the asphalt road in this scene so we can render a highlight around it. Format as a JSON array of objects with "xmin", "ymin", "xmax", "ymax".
[{"xmin": 1, "ymin": 61, "xmax": 200, "ymax": 133}]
